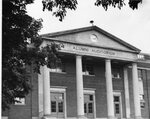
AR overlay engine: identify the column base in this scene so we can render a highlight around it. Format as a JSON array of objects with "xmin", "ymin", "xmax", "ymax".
[
  {"xmin": 134, "ymin": 116, "xmax": 142, "ymax": 119},
  {"xmin": 107, "ymin": 116, "xmax": 117, "ymax": 119},
  {"xmin": 77, "ymin": 115, "xmax": 86, "ymax": 119},
  {"xmin": 41, "ymin": 115, "xmax": 55, "ymax": 119}
]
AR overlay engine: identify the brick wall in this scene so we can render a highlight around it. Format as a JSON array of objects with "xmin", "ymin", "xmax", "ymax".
[
  {"xmin": 128, "ymin": 63, "xmax": 150, "ymax": 119},
  {"xmin": 2, "ymin": 65, "xmax": 39, "ymax": 119},
  {"xmin": 50, "ymin": 58, "xmax": 126, "ymax": 118},
  {"xmin": 3, "ymin": 58, "xmax": 150, "ymax": 119}
]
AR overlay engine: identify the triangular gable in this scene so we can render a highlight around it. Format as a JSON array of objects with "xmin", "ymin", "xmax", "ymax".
[{"xmin": 41, "ymin": 26, "xmax": 140, "ymax": 53}]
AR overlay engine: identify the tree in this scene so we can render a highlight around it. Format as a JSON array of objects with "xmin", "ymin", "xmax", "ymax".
[
  {"xmin": 2, "ymin": 0, "xmax": 61, "ymax": 110},
  {"xmin": 42, "ymin": 0, "xmax": 142, "ymax": 21},
  {"xmin": 2, "ymin": 0, "xmax": 143, "ymax": 111}
]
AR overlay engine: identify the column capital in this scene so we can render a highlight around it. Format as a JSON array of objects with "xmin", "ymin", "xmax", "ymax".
[
  {"xmin": 132, "ymin": 62, "xmax": 137, "ymax": 66},
  {"xmin": 105, "ymin": 59, "xmax": 111, "ymax": 62},
  {"xmin": 76, "ymin": 55, "xmax": 82, "ymax": 57}
]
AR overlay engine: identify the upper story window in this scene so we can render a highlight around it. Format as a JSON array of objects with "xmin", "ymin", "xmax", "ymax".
[
  {"xmin": 138, "ymin": 69, "xmax": 145, "ymax": 108},
  {"xmin": 14, "ymin": 97, "xmax": 25, "ymax": 105},
  {"xmin": 50, "ymin": 61, "xmax": 66, "ymax": 73},
  {"xmin": 82, "ymin": 63, "xmax": 94, "ymax": 76},
  {"xmin": 138, "ymin": 69, "xmax": 143, "ymax": 81},
  {"xmin": 112, "ymin": 68, "xmax": 121, "ymax": 79}
]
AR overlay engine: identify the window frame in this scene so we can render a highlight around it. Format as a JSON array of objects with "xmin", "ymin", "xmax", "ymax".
[
  {"xmin": 50, "ymin": 61, "xmax": 66, "ymax": 73},
  {"xmin": 82, "ymin": 63, "xmax": 95, "ymax": 76},
  {"xmin": 113, "ymin": 91, "xmax": 122, "ymax": 118},
  {"xmin": 83, "ymin": 88, "xmax": 96, "ymax": 118},
  {"xmin": 112, "ymin": 67, "xmax": 121, "ymax": 79},
  {"xmin": 50, "ymin": 86, "xmax": 67, "ymax": 118}
]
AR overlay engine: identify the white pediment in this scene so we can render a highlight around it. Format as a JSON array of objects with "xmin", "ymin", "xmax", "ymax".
[{"xmin": 42, "ymin": 26, "xmax": 140, "ymax": 53}]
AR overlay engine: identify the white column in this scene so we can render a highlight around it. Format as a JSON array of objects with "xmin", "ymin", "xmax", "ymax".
[
  {"xmin": 123, "ymin": 67, "xmax": 131, "ymax": 119},
  {"xmin": 105, "ymin": 59, "xmax": 115, "ymax": 119},
  {"xmin": 76, "ymin": 55, "xmax": 84, "ymax": 118},
  {"xmin": 43, "ymin": 65, "xmax": 51, "ymax": 116},
  {"xmin": 132, "ymin": 63, "xmax": 141, "ymax": 119}
]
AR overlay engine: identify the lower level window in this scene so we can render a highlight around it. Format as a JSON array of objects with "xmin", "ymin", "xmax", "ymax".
[
  {"xmin": 84, "ymin": 94, "xmax": 94, "ymax": 118},
  {"xmin": 113, "ymin": 92, "xmax": 122, "ymax": 118},
  {"xmin": 51, "ymin": 92, "xmax": 65, "ymax": 117}
]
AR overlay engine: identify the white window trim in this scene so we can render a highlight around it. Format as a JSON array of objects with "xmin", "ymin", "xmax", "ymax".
[
  {"xmin": 84, "ymin": 88, "xmax": 96, "ymax": 119},
  {"xmin": 113, "ymin": 91, "xmax": 122, "ymax": 118},
  {"xmin": 50, "ymin": 86, "xmax": 67, "ymax": 119},
  {"xmin": 2, "ymin": 117, "xmax": 8, "ymax": 119},
  {"xmin": 128, "ymin": 66, "xmax": 150, "ymax": 70}
]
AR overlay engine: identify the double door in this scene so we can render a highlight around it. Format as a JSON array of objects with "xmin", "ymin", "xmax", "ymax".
[{"xmin": 51, "ymin": 92, "xmax": 64, "ymax": 118}]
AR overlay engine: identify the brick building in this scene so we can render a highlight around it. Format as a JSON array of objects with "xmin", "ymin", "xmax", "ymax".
[{"xmin": 2, "ymin": 26, "xmax": 150, "ymax": 119}]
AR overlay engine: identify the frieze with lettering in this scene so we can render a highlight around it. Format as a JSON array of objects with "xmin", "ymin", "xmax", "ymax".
[{"xmin": 58, "ymin": 42, "xmax": 137, "ymax": 61}]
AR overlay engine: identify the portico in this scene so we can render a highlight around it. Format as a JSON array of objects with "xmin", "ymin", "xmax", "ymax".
[{"xmin": 39, "ymin": 26, "xmax": 142, "ymax": 119}]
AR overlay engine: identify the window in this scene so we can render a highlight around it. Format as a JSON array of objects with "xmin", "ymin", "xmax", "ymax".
[
  {"xmin": 84, "ymin": 94, "xmax": 94, "ymax": 114},
  {"xmin": 83, "ymin": 64, "xmax": 94, "ymax": 75},
  {"xmin": 138, "ymin": 69, "xmax": 143, "ymax": 81},
  {"xmin": 50, "ymin": 87, "xmax": 66, "ymax": 118},
  {"xmin": 112, "ymin": 68, "xmax": 121, "ymax": 79},
  {"xmin": 50, "ymin": 62, "xmax": 66, "ymax": 73},
  {"xmin": 114, "ymin": 96, "xmax": 120, "ymax": 114},
  {"xmin": 51, "ymin": 93, "xmax": 64, "ymax": 114},
  {"xmin": 84, "ymin": 89, "xmax": 95, "ymax": 118},
  {"xmin": 113, "ymin": 92, "xmax": 122, "ymax": 118},
  {"xmin": 138, "ymin": 69, "xmax": 145, "ymax": 108},
  {"xmin": 14, "ymin": 97, "xmax": 25, "ymax": 105}
]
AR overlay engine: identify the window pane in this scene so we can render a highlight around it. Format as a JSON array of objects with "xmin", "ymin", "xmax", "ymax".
[
  {"xmin": 82, "ymin": 64, "xmax": 94, "ymax": 75},
  {"xmin": 115, "ymin": 104, "xmax": 120, "ymax": 114},
  {"xmin": 88, "ymin": 103, "xmax": 93, "ymax": 113},
  {"xmin": 61, "ymin": 62, "xmax": 66, "ymax": 72},
  {"xmin": 58, "ymin": 102, "xmax": 63, "ymax": 112},
  {"xmin": 51, "ymin": 101, "xmax": 56, "ymax": 112},
  {"xmin": 89, "ymin": 95, "xmax": 93, "ymax": 101},
  {"xmin": 50, "ymin": 61, "xmax": 66, "ymax": 72},
  {"xmin": 112, "ymin": 68, "xmax": 121, "ymax": 78},
  {"xmin": 114, "ymin": 96, "xmax": 119, "ymax": 102},
  {"xmin": 138, "ymin": 69, "xmax": 142, "ymax": 79}
]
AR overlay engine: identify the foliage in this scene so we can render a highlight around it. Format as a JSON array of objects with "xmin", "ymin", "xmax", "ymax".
[
  {"xmin": 95, "ymin": 0, "xmax": 142, "ymax": 10},
  {"xmin": 42, "ymin": 0, "xmax": 142, "ymax": 20},
  {"xmin": 2, "ymin": 0, "xmax": 61, "ymax": 111},
  {"xmin": 42, "ymin": 0, "xmax": 78, "ymax": 21}
]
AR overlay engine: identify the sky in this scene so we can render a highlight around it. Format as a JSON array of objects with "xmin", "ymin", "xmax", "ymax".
[{"xmin": 27, "ymin": 0, "xmax": 150, "ymax": 54}]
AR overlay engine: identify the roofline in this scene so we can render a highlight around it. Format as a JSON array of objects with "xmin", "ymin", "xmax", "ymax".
[{"xmin": 40, "ymin": 25, "xmax": 141, "ymax": 53}]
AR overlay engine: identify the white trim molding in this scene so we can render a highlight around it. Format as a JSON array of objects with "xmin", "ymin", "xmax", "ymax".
[{"xmin": 2, "ymin": 117, "xmax": 8, "ymax": 119}]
